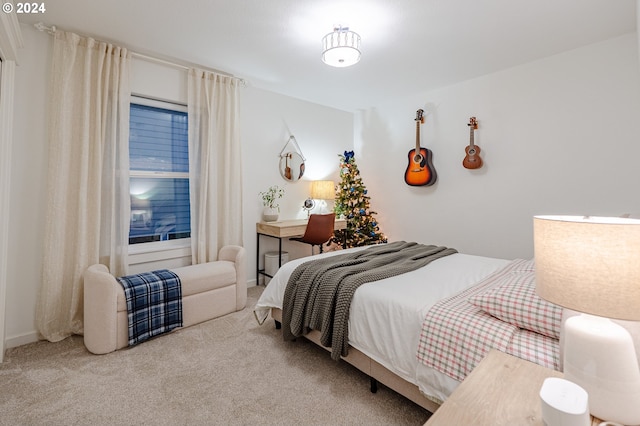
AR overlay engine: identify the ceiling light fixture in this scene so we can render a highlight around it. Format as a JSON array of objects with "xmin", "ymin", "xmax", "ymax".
[{"xmin": 322, "ymin": 26, "xmax": 361, "ymax": 68}]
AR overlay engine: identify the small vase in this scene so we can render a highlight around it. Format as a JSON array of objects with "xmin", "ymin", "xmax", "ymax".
[{"xmin": 262, "ymin": 207, "xmax": 279, "ymax": 222}]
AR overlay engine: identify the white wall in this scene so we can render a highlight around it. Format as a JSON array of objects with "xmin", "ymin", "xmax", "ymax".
[
  {"xmin": 356, "ymin": 33, "xmax": 640, "ymax": 260},
  {"xmin": 7, "ymin": 25, "xmax": 49, "ymax": 348},
  {"xmin": 241, "ymin": 86, "xmax": 353, "ymax": 284},
  {"xmin": 0, "ymin": 11, "xmax": 24, "ymax": 361},
  {"xmin": 5, "ymin": 24, "xmax": 353, "ymax": 347}
]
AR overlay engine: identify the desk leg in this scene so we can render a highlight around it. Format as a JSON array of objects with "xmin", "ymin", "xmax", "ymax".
[
  {"xmin": 256, "ymin": 232, "xmax": 261, "ymax": 286},
  {"xmin": 256, "ymin": 233, "xmax": 284, "ymax": 286}
]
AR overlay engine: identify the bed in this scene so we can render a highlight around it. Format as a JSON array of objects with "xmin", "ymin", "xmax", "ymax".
[{"xmin": 253, "ymin": 242, "xmax": 562, "ymax": 412}]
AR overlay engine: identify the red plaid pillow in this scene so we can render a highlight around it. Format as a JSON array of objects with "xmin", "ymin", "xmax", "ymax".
[{"xmin": 468, "ymin": 265, "xmax": 561, "ymax": 339}]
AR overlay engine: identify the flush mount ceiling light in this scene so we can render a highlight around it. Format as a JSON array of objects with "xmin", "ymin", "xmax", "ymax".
[{"xmin": 322, "ymin": 26, "xmax": 361, "ymax": 67}]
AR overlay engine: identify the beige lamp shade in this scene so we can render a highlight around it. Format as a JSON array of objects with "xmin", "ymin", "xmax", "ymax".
[
  {"xmin": 310, "ymin": 180, "xmax": 335, "ymax": 200},
  {"xmin": 533, "ymin": 215, "xmax": 640, "ymax": 321}
]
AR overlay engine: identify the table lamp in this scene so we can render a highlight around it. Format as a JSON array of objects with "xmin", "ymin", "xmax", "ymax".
[
  {"xmin": 304, "ymin": 180, "xmax": 335, "ymax": 215},
  {"xmin": 533, "ymin": 215, "xmax": 640, "ymax": 425}
]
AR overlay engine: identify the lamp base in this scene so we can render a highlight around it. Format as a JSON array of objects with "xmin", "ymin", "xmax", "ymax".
[{"xmin": 563, "ymin": 314, "xmax": 640, "ymax": 425}]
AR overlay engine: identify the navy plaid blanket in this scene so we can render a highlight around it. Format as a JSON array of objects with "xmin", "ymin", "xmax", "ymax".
[{"xmin": 116, "ymin": 269, "xmax": 183, "ymax": 346}]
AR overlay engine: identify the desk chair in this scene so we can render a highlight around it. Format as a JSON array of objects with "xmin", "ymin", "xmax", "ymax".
[{"xmin": 290, "ymin": 213, "xmax": 335, "ymax": 255}]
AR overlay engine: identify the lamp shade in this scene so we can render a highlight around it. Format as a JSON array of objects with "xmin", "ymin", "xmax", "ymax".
[
  {"xmin": 322, "ymin": 26, "xmax": 361, "ymax": 67},
  {"xmin": 310, "ymin": 180, "xmax": 335, "ymax": 200},
  {"xmin": 533, "ymin": 215, "xmax": 640, "ymax": 321}
]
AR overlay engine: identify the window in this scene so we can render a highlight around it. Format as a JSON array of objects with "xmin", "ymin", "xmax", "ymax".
[{"xmin": 128, "ymin": 97, "xmax": 191, "ymax": 245}]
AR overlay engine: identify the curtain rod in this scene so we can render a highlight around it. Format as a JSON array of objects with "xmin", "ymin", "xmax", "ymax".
[{"xmin": 33, "ymin": 22, "xmax": 247, "ymax": 86}]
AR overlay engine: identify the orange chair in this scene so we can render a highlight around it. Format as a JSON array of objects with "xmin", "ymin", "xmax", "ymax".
[{"xmin": 290, "ymin": 213, "xmax": 336, "ymax": 255}]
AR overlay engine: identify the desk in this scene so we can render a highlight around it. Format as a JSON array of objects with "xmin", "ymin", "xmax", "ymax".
[
  {"xmin": 256, "ymin": 218, "xmax": 347, "ymax": 285},
  {"xmin": 425, "ymin": 350, "xmax": 603, "ymax": 426}
]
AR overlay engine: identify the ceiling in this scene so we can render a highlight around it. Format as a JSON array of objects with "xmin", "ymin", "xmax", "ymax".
[{"xmin": 18, "ymin": 0, "xmax": 637, "ymax": 112}]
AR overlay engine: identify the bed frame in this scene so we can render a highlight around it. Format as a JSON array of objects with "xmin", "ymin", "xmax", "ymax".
[{"xmin": 270, "ymin": 307, "xmax": 441, "ymax": 413}]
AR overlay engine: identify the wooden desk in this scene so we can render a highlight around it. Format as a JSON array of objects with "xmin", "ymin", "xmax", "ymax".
[
  {"xmin": 425, "ymin": 350, "xmax": 603, "ymax": 426},
  {"xmin": 256, "ymin": 218, "xmax": 347, "ymax": 284}
]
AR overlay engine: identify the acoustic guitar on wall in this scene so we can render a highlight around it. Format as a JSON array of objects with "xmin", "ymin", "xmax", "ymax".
[
  {"xmin": 462, "ymin": 116, "xmax": 483, "ymax": 169},
  {"xmin": 405, "ymin": 109, "xmax": 437, "ymax": 186}
]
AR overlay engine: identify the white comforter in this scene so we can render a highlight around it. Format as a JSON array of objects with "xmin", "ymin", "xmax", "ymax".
[{"xmin": 254, "ymin": 246, "xmax": 510, "ymax": 400}]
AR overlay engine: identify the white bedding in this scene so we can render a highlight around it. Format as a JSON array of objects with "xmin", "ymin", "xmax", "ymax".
[{"xmin": 253, "ymin": 246, "xmax": 510, "ymax": 400}]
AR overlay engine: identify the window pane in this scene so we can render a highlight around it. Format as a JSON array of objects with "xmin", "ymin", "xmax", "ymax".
[
  {"xmin": 129, "ymin": 177, "xmax": 191, "ymax": 244},
  {"xmin": 129, "ymin": 103, "xmax": 188, "ymax": 173}
]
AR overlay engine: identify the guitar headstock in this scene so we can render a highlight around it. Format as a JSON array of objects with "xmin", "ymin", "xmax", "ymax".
[
  {"xmin": 415, "ymin": 109, "xmax": 425, "ymax": 124},
  {"xmin": 468, "ymin": 116, "xmax": 478, "ymax": 129}
]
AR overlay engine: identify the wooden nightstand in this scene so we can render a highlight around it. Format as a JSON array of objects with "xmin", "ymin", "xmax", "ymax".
[{"xmin": 425, "ymin": 350, "xmax": 603, "ymax": 426}]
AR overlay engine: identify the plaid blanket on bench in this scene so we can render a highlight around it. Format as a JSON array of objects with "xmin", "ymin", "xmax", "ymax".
[{"xmin": 117, "ymin": 269, "xmax": 183, "ymax": 346}]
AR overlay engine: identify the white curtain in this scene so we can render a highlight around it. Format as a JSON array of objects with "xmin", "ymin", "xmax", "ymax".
[
  {"xmin": 36, "ymin": 31, "xmax": 131, "ymax": 342},
  {"xmin": 188, "ymin": 69, "xmax": 243, "ymax": 263}
]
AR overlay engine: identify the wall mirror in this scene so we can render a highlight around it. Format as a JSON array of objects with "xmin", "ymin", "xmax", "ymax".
[
  {"xmin": 280, "ymin": 152, "xmax": 305, "ymax": 181},
  {"xmin": 279, "ymin": 135, "xmax": 306, "ymax": 182}
]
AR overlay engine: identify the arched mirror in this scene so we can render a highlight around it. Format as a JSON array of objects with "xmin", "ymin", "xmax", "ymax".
[{"xmin": 279, "ymin": 136, "xmax": 306, "ymax": 182}]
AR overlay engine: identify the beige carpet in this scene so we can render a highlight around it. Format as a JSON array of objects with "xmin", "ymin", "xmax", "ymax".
[{"xmin": 0, "ymin": 286, "xmax": 431, "ymax": 425}]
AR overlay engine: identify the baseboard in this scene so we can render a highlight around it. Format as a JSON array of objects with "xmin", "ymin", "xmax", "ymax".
[{"xmin": 5, "ymin": 331, "xmax": 39, "ymax": 349}]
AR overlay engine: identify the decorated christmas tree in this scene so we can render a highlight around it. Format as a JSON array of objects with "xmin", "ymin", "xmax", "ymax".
[{"xmin": 331, "ymin": 151, "xmax": 387, "ymax": 248}]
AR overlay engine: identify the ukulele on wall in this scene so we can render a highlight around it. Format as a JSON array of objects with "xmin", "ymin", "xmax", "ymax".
[
  {"xmin": 404, "ymin": 109, "xmax": 437, "ymax": 186},
  {"xmin": 462, "ymin": 116, "xmax": 483, "ymax": 169}
]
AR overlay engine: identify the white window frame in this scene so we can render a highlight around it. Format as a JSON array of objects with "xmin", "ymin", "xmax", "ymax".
[{"xmin": 127, "ymin": 95, "xmax": 192, "ymax": 265}]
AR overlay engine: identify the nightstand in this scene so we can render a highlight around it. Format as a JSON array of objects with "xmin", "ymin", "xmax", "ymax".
[{"xmin": 425, "ymin": 349, "xmax": 603, "ymax": 426}]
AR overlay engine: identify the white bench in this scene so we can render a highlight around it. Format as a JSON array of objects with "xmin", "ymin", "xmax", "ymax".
[{"xmin": 83, "ymin": 245, "xmax": 246, "ymax": 354}]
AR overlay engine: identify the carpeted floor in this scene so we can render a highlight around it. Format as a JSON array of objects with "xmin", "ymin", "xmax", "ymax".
[{"xmin": 0, "ymin": 286, "xmax": 431, "ymax": 425}]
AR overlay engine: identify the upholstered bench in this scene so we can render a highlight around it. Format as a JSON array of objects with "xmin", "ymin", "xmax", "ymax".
[{"xmin": 83, "ymin": 245, "xmax": 246, "ymax": 354}]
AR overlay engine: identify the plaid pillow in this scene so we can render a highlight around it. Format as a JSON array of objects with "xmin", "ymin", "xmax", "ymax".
[{"xmin": 468, "ymin": 266, "xmax": 562, "ymax": 339}]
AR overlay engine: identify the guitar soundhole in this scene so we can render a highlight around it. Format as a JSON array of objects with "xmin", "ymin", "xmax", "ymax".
[
  {"xmin": 468, "ymin": 148, "xmax": 476, "ymax": 156},
  {"xmin": 413, "ymin": 153, "xmax": 423, "ymax": 164}
]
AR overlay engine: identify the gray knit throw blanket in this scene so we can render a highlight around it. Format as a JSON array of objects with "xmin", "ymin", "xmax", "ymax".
[{"xmin": 281, "ymin": 241, "xmax": 457, "ymax": 360}]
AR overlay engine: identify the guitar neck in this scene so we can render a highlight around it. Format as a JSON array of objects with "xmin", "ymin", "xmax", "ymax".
[
  {"xmin": 415, "ymin": 121, "xmax": 421, "ymax": 151},
  {"xmin": 469, "ymin": 125, "xmax": 475, "ymax": 147}
]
